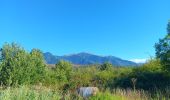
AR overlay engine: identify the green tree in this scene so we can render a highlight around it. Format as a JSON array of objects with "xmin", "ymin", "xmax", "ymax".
[
  {"xmin": 55, "ymin": 60, "xmax": 73, "ymax": 82},
  {"xmin": 29, "ymin": 49, "xmax": 47, "ymax": 83},
  {"xmin": 0, "ymin": 43, "xmax": 46, "ymax": 86},
  {"xmin": 99, "ymin": 62, "xmax": 113, "ymax": 71},
  {"xmin": 0, "ymin": 43, "xmax": 29, "ymax": 85},
  {"xmin": 155, "ymin": 21, "xmax": 170, "ymax": 71}
]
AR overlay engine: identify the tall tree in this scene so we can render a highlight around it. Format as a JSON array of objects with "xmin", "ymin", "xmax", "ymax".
[
  {"xmin": 155, "ymin": 21, "xmax": 170, "ymax": 71},
  {"xmin": 29, "ymin": 49, "xmax": 47, "ymax": 83}
]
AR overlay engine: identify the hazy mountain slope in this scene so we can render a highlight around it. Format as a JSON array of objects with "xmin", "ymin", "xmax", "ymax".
[{"xmin": 43, "ymin": 52, "xmax": 137, "ymax": 66}]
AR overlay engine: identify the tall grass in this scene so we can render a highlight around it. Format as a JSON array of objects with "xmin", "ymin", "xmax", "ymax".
[
  {"xmin": 89, "ymin": 90, "xmax": 122, "ymax": 100},
  {"xmin": 0, "ymin": 86, "xmax": 61, "ymax": 100},
  {"xmin": 0, "ymin": 85, "xmax": 169, "ymax": 100}
]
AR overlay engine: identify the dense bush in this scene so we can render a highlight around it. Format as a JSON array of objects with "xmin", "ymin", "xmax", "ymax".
[
  {"xmin": 99, "ymin": 62, "xmax": 113, "ymax": 71},
  {"xmin": 0, "ymin": 43, "xmax": 46, "ymax": 86},
  {"xmin": 65, "ymin": 67, "xmax": 96, "ymax": 91},
  {"xmin": 55, "ymin": 60, "xmax": 73, "ymax": 82},
  {"xmin": 114, "ymin": 59, "xmax": 170, "ymax": 90}
]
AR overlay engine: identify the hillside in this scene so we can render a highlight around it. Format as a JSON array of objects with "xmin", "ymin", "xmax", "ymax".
[{"xmin": 43, "ymin": 52, "xmax": 138, "ymax": 66}]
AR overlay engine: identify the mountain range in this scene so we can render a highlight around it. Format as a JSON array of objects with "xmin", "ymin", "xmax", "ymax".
[{"xmin": 43, "ymin": 52, "xmax": 138, "ymax": 66}]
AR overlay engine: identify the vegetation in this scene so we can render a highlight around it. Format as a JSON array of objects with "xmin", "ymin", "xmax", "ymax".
[
  {"xmin": 0, "ymin": 86, "xmax": 170, "ymax": 100},
  {"xmin": 0, "ymin": 43, "xmax": 47, "ymax": 86},
  {"xmin": 0, "ymin": 21, "xmax": 170, "ymax": 99},
  {"xmin": 155, "ymin": 21, "xmax": 170, "ymax": 72}
]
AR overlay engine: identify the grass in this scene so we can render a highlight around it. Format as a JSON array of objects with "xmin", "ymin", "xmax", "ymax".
[
  {"xmin": 0, "ymin": 86, "xmax": 61, "ymax": 100},
  {"xmin": 0, "ymin": 85, "xmax": 169, "ymax": 100},
  {"xmin": 89, "ymin": 90, "xmax": 122, "ymax": 100}
]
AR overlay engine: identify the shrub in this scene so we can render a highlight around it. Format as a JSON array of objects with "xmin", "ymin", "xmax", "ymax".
[
  {"xmin": 0, "ymin": 43, "xmax": 47, "ymax": 86},
  {"xmin": 99, "ymin": 62, "xmax": 113, "ymax": 71},
  {"xmin": 114, "ymin": 59, "xmax": 170, "ymax": 90},
  {"xmin": 54, "ymin": 60, "xmax": 73, "ymax": 82}
]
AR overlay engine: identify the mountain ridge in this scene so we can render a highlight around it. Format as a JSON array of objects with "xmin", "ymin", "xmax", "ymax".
[{"xmin": 43, "ymin": 52, "xmax": 138, "ymax": 66}]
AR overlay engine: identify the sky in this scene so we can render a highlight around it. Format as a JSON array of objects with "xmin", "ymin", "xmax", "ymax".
[{"xmin": 0, "ymin": 0, "xmax": 170, "ymax": 63}]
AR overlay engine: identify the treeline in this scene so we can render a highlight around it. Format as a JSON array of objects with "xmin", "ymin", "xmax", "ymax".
[{"xmin": 0, "ymin": 43, "xmax": 170, "ymax": 92}]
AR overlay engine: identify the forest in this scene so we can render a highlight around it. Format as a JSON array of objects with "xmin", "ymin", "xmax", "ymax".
[{"xmin": 0, "ymin": 21, "xmax": 170, "ymax": 100}]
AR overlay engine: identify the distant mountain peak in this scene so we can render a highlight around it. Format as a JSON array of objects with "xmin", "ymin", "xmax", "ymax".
[
  {"xmin": 76, "ymin": 52, "xmax": 97, "ymax": 56},
  {"xmin": 63, "ymin": 52, "xmax": 97, "ymax": 57},
  {"xmin": 43, "ymin": 52, "xmax": 138, "ymax": 66}
]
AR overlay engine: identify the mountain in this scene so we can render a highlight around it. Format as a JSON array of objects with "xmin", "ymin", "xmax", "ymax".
[{"xmin": 43, "ymin": 52, "xmax": 138, "ymax": 66}]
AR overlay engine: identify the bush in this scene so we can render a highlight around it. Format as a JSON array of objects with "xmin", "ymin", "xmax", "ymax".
[
  {"xmin": 0, "ymin": 43, "xmax": 47, "ymax": 86},
  {"xmin": 54, "ymin": 60, "xmax": 73, "ymax": 82},
  {"xmin": 99, "ymin": 62, "xmax": 113, "ymax": 71},
  {"xmin": 66, "ymin": 67, "xmax": 96, "ymax": 91},
  {"xmin": 114, "ymin": 59, "xmax": 170, "ymax": 90}
]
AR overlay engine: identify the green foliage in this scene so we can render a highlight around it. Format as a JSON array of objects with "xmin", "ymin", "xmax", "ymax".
[
  {"xmin": 0, "ymin": 43, "xmax": 46, "ymax": 86},
  {"xmin": 155, "ymin": 21, "xmax": 170, "ymax": 71},
  {"xmin": 89, "ymin": 90, "xmax": 122, "ymax": 100},
  {"xmin": 115, "ymin": 59, "xmax": 170, "ymax": 90},
  {"xmin": 29, "ymin": 49, "xmax": 47, "ymax": 83},
  {"xmin": 2, "ymin": 85, "xmax": 170, "ymax": 100},
  {"xmin": 0, "ymin": 43, "xmax": 169, "ymax": 94},
  {"xmin": 155, "ymin": 36, "xmax": 170, "ymax": 71},
  {"xmin": 55, "ymin": 60, "xmax": 73, "ymax": 82},
  {"xmin": 0, "ymin": 86, "xmax": 61, "ymax": 100},
  {"xmin": 99, "ymin": 62, "xmax": 113, "ymax": 71},
  {"xmin": 2, "ymin": 25, "xmax": 170, "ymax": 99},
  {"xmin": 95, "ymin": 70, "xmax": 116, "ymax": 89},
  {"xmin": 66, "ymin": 67, "xmax": 96, "ymax": 91}
]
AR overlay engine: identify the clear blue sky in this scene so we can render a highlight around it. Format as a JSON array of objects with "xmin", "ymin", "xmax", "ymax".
[{"xmin": 0, "ymin": 0, "xmax": 170, "ymax": 60}]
